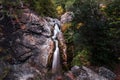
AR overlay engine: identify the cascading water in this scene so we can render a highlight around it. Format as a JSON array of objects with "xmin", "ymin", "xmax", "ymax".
[
  {"xmin": 52, "ymin": 23, "xmax": 61, "ymax": 74},
  {"xmin": 19, "ymin": 0, "xmax": 23, "ymax": 8},
  {"xmin": 52, "ymin": 23, "xmax": 61, "ymax": 39},
  {"xmin": 52, "ymin": 40, "xmax": 61, "ymax": 73}
]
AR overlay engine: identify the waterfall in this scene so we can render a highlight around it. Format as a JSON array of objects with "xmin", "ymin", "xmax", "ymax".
[
  {"xmin": 52, "ymin": 40, "xmax": 60, "ymax": 73},
  {"xmin": 52, "ymin": 23, "xmax": 60, "ymax": 39},
  {"xmin": 19, "ymin": 0, "xmax": 23, "ymax": 8},
  {"xmin": 52, "ymin": 24, "xmax": 61, "ymax": 74}
]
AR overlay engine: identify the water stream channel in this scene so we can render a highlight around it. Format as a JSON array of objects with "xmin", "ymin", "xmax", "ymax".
[{"xmin": 52, "ymin": 23, "xmax": 61, "ymax": 74}]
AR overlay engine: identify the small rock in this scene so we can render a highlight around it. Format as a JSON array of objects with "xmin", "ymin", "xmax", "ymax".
[
  {"xmin": 71, "ymin": 65, "xmax": 80, "ymax": 76},
  {"xmin": 99, "ymin": 67, "xmax": 116, "ymax": 80},
  {"xmin": 64, "ymin": 71, "xmax": 75, "ymax": 80},
  {"xmin": 76, "ymin": 67, "xmax": 89, "ymax": 80}
]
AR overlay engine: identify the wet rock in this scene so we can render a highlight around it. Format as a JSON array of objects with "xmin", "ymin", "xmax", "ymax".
[{"xmin": 99, "ymin": 67, "xmax": 116, "ymax": 80}]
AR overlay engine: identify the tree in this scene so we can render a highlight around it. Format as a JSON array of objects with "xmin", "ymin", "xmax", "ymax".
[
  {"xmin": 24, "ymin": 0, "xmax": 57, "ymax": 17},
  {"xmin": 67, "ymin": 0, "xmax": 118, "ymax": 67},
  {"xmin": 105, "ymin": 0, "xmax": 120, "ymax": 63},
  {"xmin": 0, "ymin": 0, "xmax": 57, "ymax": 17}
]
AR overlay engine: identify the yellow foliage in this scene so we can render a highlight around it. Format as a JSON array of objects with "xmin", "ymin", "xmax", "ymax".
[
  {"xmin": 76, "ymin": 22, "xmax": 84, "ymax": 29},
  {"xmin": 56, "ymin": 6, "xmax": 64, "ymax": 15},
  {"xmin": 100, "ymin": 4, "xmax": 107, "ymax": 11},
  {"xmin": 61, "ymin": 23, "xmax": 72, "ymax": 32}
]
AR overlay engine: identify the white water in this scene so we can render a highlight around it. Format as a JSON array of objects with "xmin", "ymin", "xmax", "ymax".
[
  {"xmin": 52, "ymin": 40, "xmax": 60, "ymax": 73},
  {"xmin": 52, "ymin": 24, "xmax": 61, "ymax": 73},
  {"xmin": 52, "ymin": 24, "xmax": 61, "ymax": 39},
  {"xmin": 19, "ymin": 0, "xmax": 23, "ymax": 8}
]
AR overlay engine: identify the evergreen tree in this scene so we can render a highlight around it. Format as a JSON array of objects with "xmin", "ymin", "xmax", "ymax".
[
  {"xmin": 24, "ymin": 0, "xmax": 57, "ymax": 17},
  {"xmin": 105, "ymin": 0, "xmax": 120, "ymax": 63},
  {"xmin": 68, "ymin": 0, "xmax": 118, "ymax": 67}
]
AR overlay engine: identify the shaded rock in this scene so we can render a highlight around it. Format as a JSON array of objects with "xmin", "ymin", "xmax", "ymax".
[
  {"xmin": 71, "ymin": 65, "xmax": 81, "ymax": 76},
  {"xmin": 0, "ymin": 61, "xmax": 10, "ymax": 80},
  {"xmin": 68, "ymin": 66, "xmax": 109, "ymax": 80},
  {"xmin": 76, "ymin": 67, "xmax": 89, "ymax": 80},
  {"xmin": 99, "ymin": 67, "xmax": 116, "ymax": 80},
  {"xmin": 3, "ymin": 63, "xmax": 47, "ymax": 80},
  {"xmin": 81, "ymin": 66, "xmax": 108, "ymax": 80}
]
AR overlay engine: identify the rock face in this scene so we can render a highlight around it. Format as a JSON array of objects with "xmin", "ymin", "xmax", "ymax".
[
  {"xmin": 61, "ymin": 12, "xmax": 74, "ymax": 24},
  {"xmin": 64, "ymin": 66, "xmax": 116, "ymax": 80},
  {"xmin": 0, "ymin": 9, "xmax": 67, "ymax": 80},
  {"xmin": 0, "ymin": 61, "xmax": 10, "ymax": 80},
  {"xmin": 65, "ymin": 66, "xmax": 107, "ymax": 80}
]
